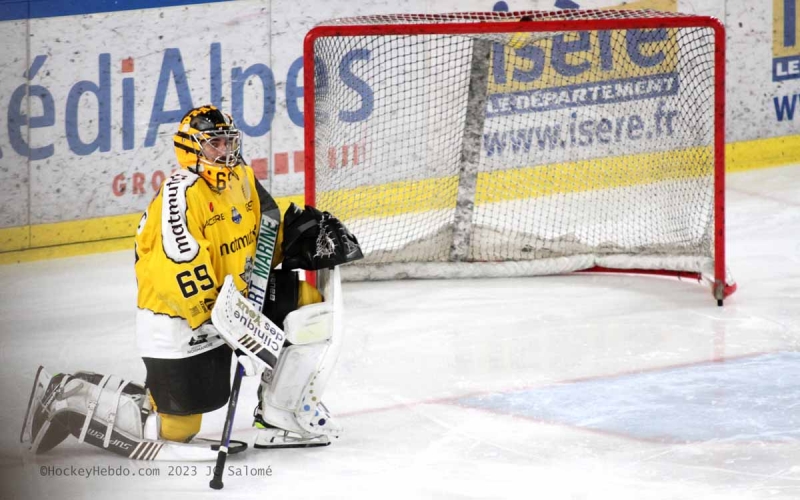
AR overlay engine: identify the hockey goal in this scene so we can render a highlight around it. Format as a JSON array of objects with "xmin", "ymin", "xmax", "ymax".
[{"xmin": 303, "ymin": 9, "xmax": 736, "ymax": 304}]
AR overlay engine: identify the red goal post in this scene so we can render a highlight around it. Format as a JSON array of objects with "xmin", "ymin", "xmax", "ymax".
[{"xmin": 303, "ymin": 9, "xmax": 736, "ymax": 304}]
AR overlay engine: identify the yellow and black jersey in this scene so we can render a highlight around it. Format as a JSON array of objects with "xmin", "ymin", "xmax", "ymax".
[{"xmin": 135, "ymin": 164, "xmax": 275, "ymax": 359}]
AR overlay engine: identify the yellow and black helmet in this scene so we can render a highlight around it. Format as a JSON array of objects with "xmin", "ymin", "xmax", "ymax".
[{"xmin": 173, "ymin": 105, "xmax": 242, "ymax": 189}]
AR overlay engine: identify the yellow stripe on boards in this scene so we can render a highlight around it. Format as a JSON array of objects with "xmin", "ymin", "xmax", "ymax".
[
  {"xmin": 31, "ymin": 213, "xmax": 143, "ymax": 248},
  {"xmin": 725, "ymin": 135, "xmax": 800, "ymax": 172},
  {"xmin": 0, "ymin": 237, "xmax": 134, "ymax": 265},
  {"xmin": 321, "ymin": 147, "xmax": 713, "ymax": 218},
  {"xmin": 318, "ymin": 178, "xmax": 459, "ymax": 220},
  {"xmin": 0, "ymin": 195, "xmax": 304, "ymax": 264},
  {"xmin": 1, "ymin": 226, "xmax": 30, "ymax": 253},
  {"xmin": 476, "ymin": 147, "xmax": 711, "ymax": 204}
]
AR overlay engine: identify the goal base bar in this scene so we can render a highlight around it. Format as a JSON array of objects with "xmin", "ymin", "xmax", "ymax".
[{"xmin": 340, "ymin": 255, "xmax": 736, "ymax": 301}]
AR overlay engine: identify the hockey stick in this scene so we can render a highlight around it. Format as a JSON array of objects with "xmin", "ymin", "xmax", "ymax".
[
  {"xmin": 209, "ymin": 362, "xmax": 244, "ymax": 489},
  {"xmin": 209, "ymin": 208, "xmax": 280, "ymax": 490}
]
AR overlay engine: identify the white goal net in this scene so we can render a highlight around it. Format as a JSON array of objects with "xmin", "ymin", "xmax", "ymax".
[{"xmin": 304, "ymin": 10, "xmax": 734, "ymax": 301}]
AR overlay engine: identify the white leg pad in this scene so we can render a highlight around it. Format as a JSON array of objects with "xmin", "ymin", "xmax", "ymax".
[
  {"xmin": 259, "ymin": 268, "xmax": 344, "ymax": 437},
  {"xmin": 21, "ymin": 367, "xmax": 250, "ymax": 460},
  {"xmin": 142, "ymin": 412, "xmax": 160, "ymax": 441},
  {"xmin": 22, "ymin": 369, "xmax": 148, "ymax": 454}
]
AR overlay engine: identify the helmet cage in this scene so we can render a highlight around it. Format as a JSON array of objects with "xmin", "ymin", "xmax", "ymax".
[{"xmin": 193, "ymin": 129, "xmax": 242, "ymax": 168}]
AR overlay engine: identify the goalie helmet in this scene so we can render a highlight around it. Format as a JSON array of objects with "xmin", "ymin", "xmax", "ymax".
[{"xmin": 173, "ymin": 105, "xmax": 242, "ymax": 190}]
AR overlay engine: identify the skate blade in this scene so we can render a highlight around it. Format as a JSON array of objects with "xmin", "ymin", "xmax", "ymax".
[
  {"xmin": 253, "ymin": 440, "xmax": 331, "ymax": 449},
  {"xmin": 253, "ymin": 432, "xmax": 330, "ymax": 449},
  {"xmin": 20, "ymin": 366, "xmax": 51, "ymax": 445}
]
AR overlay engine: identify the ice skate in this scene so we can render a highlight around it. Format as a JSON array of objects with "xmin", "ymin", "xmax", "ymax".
[
  {"xmin": 20, "ymin": 366, "xmax": 74, "ymax": 453},
  {"xmin": 252, "ymin": 405, "xmax": 330, "ymax": 449}
]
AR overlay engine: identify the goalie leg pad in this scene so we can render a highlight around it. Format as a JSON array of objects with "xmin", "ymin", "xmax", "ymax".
[
  {"xmin": 259, "ymin": 327, "xmax": 337, "ymax": 436},
  {"xmin": 21, "ymin": 367, "xmax": 149, "ymax": 454},
  {"xmin": 257, "ymin": 268, "xmax": 344, "ymax": 440},
  {"xmin": 20, "ymin": 366, "xmax": 247, "ymax": 460}
]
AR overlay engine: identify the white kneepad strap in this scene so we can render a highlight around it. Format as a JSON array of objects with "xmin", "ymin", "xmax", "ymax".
[
  {"xmin": 77, "ymin": 375, "xmax": 133, "ymax": 448},
  {"xmin": 78, "ymin": 374, "xmax": 110, "ymax": 444}
]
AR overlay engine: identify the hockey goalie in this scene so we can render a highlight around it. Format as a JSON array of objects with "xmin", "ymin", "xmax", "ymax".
[{"xmin": 20, "ymin": 105, "xmax": 363, "ymax": 460}]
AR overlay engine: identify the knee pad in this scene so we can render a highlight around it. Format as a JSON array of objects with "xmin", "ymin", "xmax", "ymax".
[{"xmin": 259, "ymin": 268, "xmax": 343, "ymax": 437}]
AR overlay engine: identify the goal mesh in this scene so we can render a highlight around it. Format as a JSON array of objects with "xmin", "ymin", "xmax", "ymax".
[{"xmin": 305, "ymin": 10, "xmax": 731, "ymax": 294}]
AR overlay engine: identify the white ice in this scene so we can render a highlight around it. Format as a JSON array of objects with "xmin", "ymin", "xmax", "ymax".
[{"xmin": 1, "ymin": 165, "xmax": 799, "ymax": 500}]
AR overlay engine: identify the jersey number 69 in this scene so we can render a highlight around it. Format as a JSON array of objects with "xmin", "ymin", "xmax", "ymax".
[{"xmin": 176, "ymin": 264, "xmax": 215, "ymax": 298}]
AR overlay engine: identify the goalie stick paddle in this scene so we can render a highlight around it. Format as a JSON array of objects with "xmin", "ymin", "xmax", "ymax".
[
  {"xmin": 210, "ymin": 209, "xmax": 280, "ymax": 490},
  {"xmin": 211, "ymin": 275, "xmax": 287, "ymax": 371}
]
